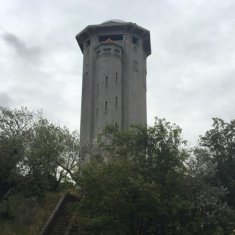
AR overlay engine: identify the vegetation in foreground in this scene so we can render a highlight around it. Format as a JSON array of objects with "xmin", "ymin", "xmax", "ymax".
[{"xmin": 0, "ymin": 107, "xmax": 234, "ymax": 234}]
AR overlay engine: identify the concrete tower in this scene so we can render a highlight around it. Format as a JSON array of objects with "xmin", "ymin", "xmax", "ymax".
[{"xmin": 76, "ymin": 20, "xmax": 151, "ymax": 147}]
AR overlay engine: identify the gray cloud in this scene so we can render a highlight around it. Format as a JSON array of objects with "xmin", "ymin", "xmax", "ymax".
[
  {"xmin": 2, "ymin": 31, "xmax": 27, "ymax": 52},
  {"xmin": 0, "ymin": 0, "xmax": 234, "ymax": 143},
  {"xmin": 1, "ymin": 30, "xmax": 43, "ymax": 64}
]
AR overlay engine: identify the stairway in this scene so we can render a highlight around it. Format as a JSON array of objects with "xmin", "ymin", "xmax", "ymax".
[{"xmin": 40, "ymin": 193, "xmax": 79, "ymax": 235}]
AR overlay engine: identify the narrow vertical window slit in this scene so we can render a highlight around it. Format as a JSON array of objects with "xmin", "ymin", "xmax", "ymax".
[
  {"xmin": 106, "ymin": 76, "xmax": 108, "ymax": 87},
  {"xmin": 105, "ymin": 101, "xmax": 108, "ymax": 112},
  {"xmin": 115, "ymin": 72, "xmax": 118, "ymax": 84}
]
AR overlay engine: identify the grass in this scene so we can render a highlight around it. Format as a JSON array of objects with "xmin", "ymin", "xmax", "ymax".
[{"xmin": 0, "ymin": 191, "xmax": 63, "ymax": 235}]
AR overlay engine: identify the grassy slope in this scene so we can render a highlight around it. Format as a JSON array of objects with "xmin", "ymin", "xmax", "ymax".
[{"xmin": 0, "ymin": 192, "xmax": 63, "ymax": 235}]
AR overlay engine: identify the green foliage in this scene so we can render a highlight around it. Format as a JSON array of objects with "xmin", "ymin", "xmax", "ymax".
[
  {"xmin": 0, "ymin": 106, "xmax": 80, "ymax": 200},
  {"xmin": 22, "ymin": 118, "xmax": 80, "ymax": 196},
  {"xmin": 1, "ymin": 106, "xmax": 235, "ymax": 234},
  {"xmin": 0, "ymin": 106, "xmax": 80, "ymax": 229},
  {"xmin": 74, "ymin": 118, "xmax": 235, "ymax": 234},
  {"xmin": 200, "ymin": 118, "xmax": 235, "ymax": 208},
  {"xmin": 0, "ymin": 107, "xmax": 34, "ymax": 197},
  {"xmin": 185, "ymin": 118, "xmax": 235, "ymax": 234},
  {"xmin": 75, "ymin": 159, "xmax": 160, "ymax": 234},
  {"xmin": 75, "ymin": 119, "xmax": 190, "ymax": 234}
]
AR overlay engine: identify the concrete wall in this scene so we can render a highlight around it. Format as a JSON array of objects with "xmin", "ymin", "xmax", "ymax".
[
  {"xmin": 94, "ymin": 44, "xmax": 123, "ymax": 138},
  {"xmin": 125, "ymin": 34, "xmax": 147, "ymax": 128}
]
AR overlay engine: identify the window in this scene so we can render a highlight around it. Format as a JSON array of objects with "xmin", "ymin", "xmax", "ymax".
[
  {"xmin": 115, "ymin": 72, "xmax": 118, "ymax": 84},
  {"xmin": 143, "ymin": 69, "xmax": 146, "ymax": 88},
  {"xmin": 103, "ymin": 48, "xmax": 111, "ymax": 55},
  {"xmin": 84, "ymin": 72, "xmax": 88, "ymax": 79},
  {"xmin": 86, "ymin": 39, "xmax": 90, "ymax": 47},
  {"xmin": 99, "ymin": 34, "xmax": 123, "ymax": 42},
  {"xmin": 105, "ymin": 101, "xmax": 108, "ymax": 112},
  {"xmin": 104, "ymin": 48, "xmax": 111, "ymax": 52},
  {"xmin": 105, "ymin": 76, "xmax": 108, "ymax": 87},
  {"xmin": 132, "ymin": 36, "xmax": 138, "ymax": 45},
  {"xmin": 133, "ymin": 60, "xmax": 138, "ymax": 72}
]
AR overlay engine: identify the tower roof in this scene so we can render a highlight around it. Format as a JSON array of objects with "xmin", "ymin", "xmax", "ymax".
[
  {"xmin": 102, "ymin": 19, "xmax": 126, "ymax": 25},
  {"xmin": 76, "ymin": 20, "xmax": 151, "ymax": 56}
]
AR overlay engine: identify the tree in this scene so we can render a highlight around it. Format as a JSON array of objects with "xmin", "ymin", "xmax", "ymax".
[
  {"xmin": 0, "ymin": 106, "xmax": 80, "ymax": 200},
  {"xmin": 199, "ymin": 118, "xmax": 235, "ymax": 208},
  {"xmin": 182, "ymin": 118, "xmax": 235, "ymax": 233},
  {"xmin": 0, "ymin": 106, "xmax": 35, "ymax": 197},
  {"xmin": 75, "ymin": 159, "xmax": 161, "ymax": 234},
  {"xmin": 74, "ymin": 118, "xmax": 192, "ymax": 234},
  {"xmin": 186, "ymin": 147, "xmax": 235, "ymax": 234},
  {"xmin": 74, "ymin": 118, "xmax": 235, "ymax": 234},
  {"xmin": 0, "ymin": 106, "xmax": 80, "ymax": 233},
  {"xmin": 23, "ymin": 118, "xmax": 80, "ymax": 195}
]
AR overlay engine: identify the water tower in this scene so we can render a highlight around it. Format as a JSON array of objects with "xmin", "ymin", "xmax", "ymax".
[{"xmin": 76, "ymin": 20, "xmax": 151, "ymax": 147}]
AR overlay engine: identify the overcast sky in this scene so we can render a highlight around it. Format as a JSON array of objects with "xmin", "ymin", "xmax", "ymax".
[{"xmin": 0, "ymin": 0, "xmax": 235, "ymax": 145}]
